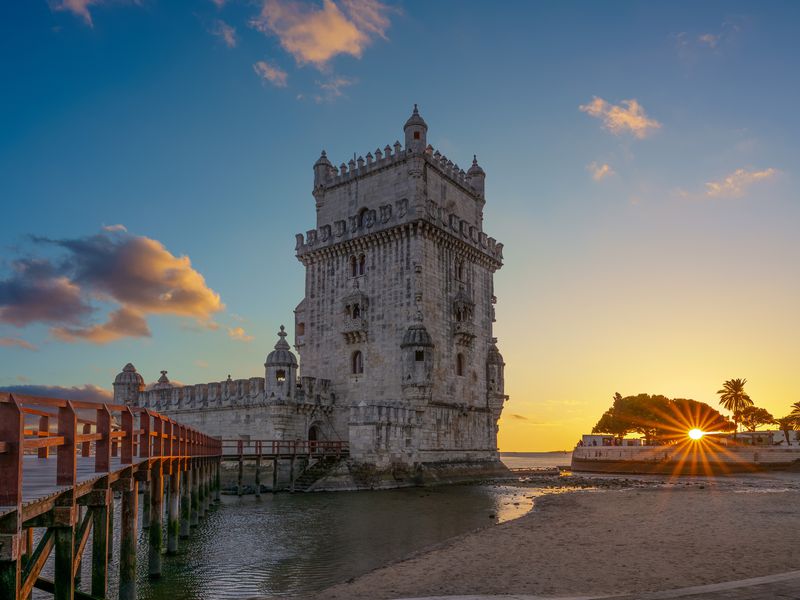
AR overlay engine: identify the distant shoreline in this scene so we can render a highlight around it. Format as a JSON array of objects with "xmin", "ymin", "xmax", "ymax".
[{"xmin": 500, "ymin": 450, "xmax": 571, "ymax": 455}]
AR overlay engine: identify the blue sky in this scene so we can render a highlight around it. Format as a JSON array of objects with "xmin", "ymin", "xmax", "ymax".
[{"xmin": 1, "ymin": 1, "xmax": 798, "ymax": 449}]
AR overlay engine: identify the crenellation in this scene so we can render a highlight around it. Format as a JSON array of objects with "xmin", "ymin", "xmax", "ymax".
[{"xmin": 114, "ymin": 106, "xmax": 508, "ymax": 480}]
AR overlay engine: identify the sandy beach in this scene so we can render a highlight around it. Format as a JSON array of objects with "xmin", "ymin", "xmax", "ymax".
[{"xmin": 314, "ymin": 477, "xmax": 800, "ymax": 599}]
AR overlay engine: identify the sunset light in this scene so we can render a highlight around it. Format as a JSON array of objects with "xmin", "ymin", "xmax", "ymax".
[{"xmin": 688, "ymin": 428, "xmax": 705, "ymax": 440}]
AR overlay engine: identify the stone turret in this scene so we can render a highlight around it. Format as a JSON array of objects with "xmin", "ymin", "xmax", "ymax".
[
  {"xmin": 400, "ymin": 316, "xmax": 434, "ymax": 411},
  {"xmin": 487, "ymin": 338, "xmax": 507, "ymax": 421},
  {"xmin": 113, "ymin": 363, "xmax": 144, "ymax": 405},
  {"xmin": 313, "ymin": 149, "xmax": 335, "ymax": 197},
  {"xmin": 265, "ymin": 325, "xmax": 297, "ymax": 400},
  {"xmin": 404, "ymin": 104, "xmax": 428, "ymax": 153},
  {"xmin": 467, "ymin": 155, "xmax": 486, "ymax": 197}
]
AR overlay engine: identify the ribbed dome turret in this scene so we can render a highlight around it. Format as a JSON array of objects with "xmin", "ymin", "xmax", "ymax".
[
  {"xmin": 487, "ymin": 340, "xmax": 505, "ymax": 365},
  {"xmin": 314, "ymin": 150, "xmax": 332, "ymax": 168},
  {"xmin": 401, "ymin": 323, "xmax": 434, "ymax": 348},
  {"xmin": 114, "ymin": 363, "xmax": 144, "ymax": 386},
  {"xmin": 265, "ymin": 325, "xmax": 298, "ymax": 367},
  {"xmin": 467, "ymin": 155, "xmax": 485, "ymax": 178},
  {"xmin": 404, "ymin": 104, "xmax": 428, "ymax": 131}
]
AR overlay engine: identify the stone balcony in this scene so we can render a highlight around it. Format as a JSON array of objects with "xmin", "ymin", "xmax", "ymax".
[
  {"xmin": 453, "ymin": 321, "xmax": 476, "ymax": 347},
  {"xmin": 341, "ymin": 317, "xmax": 368, "ymax": 344}
]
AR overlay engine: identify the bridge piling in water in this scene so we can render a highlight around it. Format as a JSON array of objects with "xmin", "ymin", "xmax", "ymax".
[{"xmin": 0, "ymin": 392, "xmax": 221, "ymax": 600}]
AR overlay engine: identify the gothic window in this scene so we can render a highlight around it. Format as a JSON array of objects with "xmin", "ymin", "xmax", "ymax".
[
  {"xmin": 415, "ymin": 350, "xmax": 425, "ymax": 362},
  {"xmin": 352, "ymin": 350, "xmax": 364, "ymax": 374},
  {"xmin": 352, "ymin": 303, "xmax": 361, "ymax": 319},
  {"xmin": 456, "ymin": 353, "xmax": 465, "ymax": 376},
  {"xmin": 276, "ymin": 370, "xmax": 286, "ymax": 383},
  {"xmin": 350, "ymin": 256, "xmax": 357, "ymax": 277},
  {"xmin": 456, "ymin": 259, "xmax": 465, "ymax": 282},
  {"xmin": 358, "ymin": 254, "xmax": 366, "ymax": 275}
]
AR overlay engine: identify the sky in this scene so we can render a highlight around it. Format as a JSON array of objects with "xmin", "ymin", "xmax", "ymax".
[{"xmin": 1, "ymin": 1, "xmax": 798, "ymax": 451}]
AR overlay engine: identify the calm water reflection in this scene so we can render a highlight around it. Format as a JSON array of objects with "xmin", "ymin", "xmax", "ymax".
[{"xmin": 129, "ymin": 484, "xmax": 534, "ymax": 599}]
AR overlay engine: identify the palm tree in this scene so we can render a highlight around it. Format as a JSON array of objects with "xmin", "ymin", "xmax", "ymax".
[
  {"xmin": 790, "ymin": 401, "xmax": 800, "ymax": 421},
  {"xmin": 777, "ymin": 416, "xmax": 795, "ymax": 445},
  {"xmin": 717, "ymin": 378, "xmax": 753, "ymax": 439}
]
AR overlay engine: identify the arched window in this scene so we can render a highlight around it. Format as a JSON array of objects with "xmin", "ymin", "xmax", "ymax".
[
  {"xmin": 296, "ymin": 322, "xmax": 305, "ymax": 336},
  {"xmin": 358, "ymin": 254, "xmax": 366, "ymax": 276},
  {"xmin": 350, "ymin": 256, "xmax": 357, "ymax": 277},
  {"xmin": 457, "ymin": 260, "xmax": 465, "ymax": 282},
  {"xmin": 456, "ymin": 353, "xmax": 465, "ymax": 376},
  {"xmin": 455, "ymin": 308, "xmax": 463, "ymax": 322},
  {"xmin": 352, "ymin": 303, "xmax": 360, "ymax": 318},
  {"xmin": 352, "ymin": 350, "xmax": 364, "ymax": 374},
  {"xmin": 415, "ymin": 350, "xmax": 425, "ymax": 362},
  {"xmin": 276, "ymin": 370, "xmax": 286, "ymax": 383}
]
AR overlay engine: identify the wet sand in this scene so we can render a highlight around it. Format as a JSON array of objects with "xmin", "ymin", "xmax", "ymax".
[{"xmin": 314, "ymin": 481, "xmax": 800, "ymax": 599}]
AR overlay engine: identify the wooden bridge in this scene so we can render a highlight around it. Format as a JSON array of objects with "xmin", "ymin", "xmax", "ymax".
[
  {"xmin": 220, "ymin": 439, "xmax": 349, "ymax": 494},
  {"xmin": 0, "ymin": 393, "xmax": 221, "ymax": 600}
]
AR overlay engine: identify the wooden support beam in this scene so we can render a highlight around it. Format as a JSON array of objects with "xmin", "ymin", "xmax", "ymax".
[
  {"xmin": 38, "ymin": 415, "xmax": 50, "ymax": 459},
  {"xmin": 255, "ymin": 447, "xmax": 261, "ymax": 498},
  {"xmin": 189, "ymin": 463, "xmax": 199, "ymax": 527},
  {"xmin": 20, "ymin": 529, "xmax": 54, "ymax": 600},
  {"xmin": 57, "ymin": 403, "xmax": 77, "ymax": 487},
  {"xmin": 167, "ymin": 469, "xmax": 180, "ymax": 555},
  {"xmin": 272, "ymin": 458, "xmax": 278, "ymax": 492},
  {"xmin": 121, "ymin": 408, "xmax": 134, "ymax": 464},
  {"xmin": 94, "ymin": 405, "xmax": 111, "ymax": 473},
  {"xmin": 89, "ymin": 491, "xmax": 110, "ymax": 598},
  {"xmin": 290, "ymin": 456, "xmax": 296, "ymax": 493},
  {"xmin": 214, "ymin": 460, "xmax": 221, "ymax": 502},
  {"xmin": 118, "ymin": 477, "xmax": 137, "ymax": 600},
  {"xmin": 80, "ymin": 423, "xmax": 91, "ymax": 458},
  {"xmin": 148, "ymin": 416, "xmax": 163, "ymax": 578},
  {"xmin": 54, "ymin": 516, "xmax": 76, "ymax": 600},
  {"xmin": 179, "ymin": 466, "xmax": 190, "ymax": 539}
]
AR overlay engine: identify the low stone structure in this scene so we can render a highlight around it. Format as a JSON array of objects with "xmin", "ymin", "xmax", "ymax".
[{"xmin": 114, "ymin": 107, "xmax": 510, "ymax": 489}]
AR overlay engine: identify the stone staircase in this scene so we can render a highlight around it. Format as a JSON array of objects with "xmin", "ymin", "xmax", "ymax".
[{"xmin": 293, "ymin": 455, "xmax": 346, "ymax": 492}]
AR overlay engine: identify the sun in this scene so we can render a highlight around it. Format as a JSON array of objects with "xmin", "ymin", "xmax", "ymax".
[{"xmin": 688, "ymin": 428, "xmax": 705, "ymax": 440}]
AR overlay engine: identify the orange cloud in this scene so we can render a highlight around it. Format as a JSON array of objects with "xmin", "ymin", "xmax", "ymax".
[
  {"xmin": 253, "ymin": 60, "xmax": 289, "ymax": 87},
  {"xmin": 0, "ymin": 228, "xmax": 225, "ymax": 345},
  {"xmin": 227, "ymin": 326, "xmax": 255, "ymax": 342},
  {"xmin": 705, "ymin": 168, "xmax": 778, "ymax": 198},
  {"xmin": 251, "ymin": 0, "xmax": 392, "ymax": 68},
  {"xmin": 0, "ymin": 337, "xmax": 38, "ymax": 351},
  {"xmin": 587, "ymin": 162, "xmax": 615, "ymax": 181},
  {"xmin": 579, "ymin": 97, "xmax": 661, "ymax": 139}
]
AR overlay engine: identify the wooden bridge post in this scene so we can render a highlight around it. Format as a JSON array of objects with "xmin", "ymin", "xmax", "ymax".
[
  {"xmin": 0, "ymin": 396, "xmax": 23, "ymax": 599},
  {"xmin": 148, "ymin": 414, "xmax": 163, "ymax": 579},
  {"xmin": 254, "ymin": 441, "xmax": 261, "ymax": 498},
  {"xmin": 272, "ymin": 458, "xmax": 278, "ymax": 492},
  {"xmin": 87, "ymin": 404, "xmax": 112, "ymax": 598},
  {"xmin": 179, "ymin": 426, "xmax": 191, "ymax": 539},
  {"xmin": 214, "ymin": 460, "xmax": 221, "ymax": 502},
  {"xmin": 140, "ymin": 411, "xmax": 152, "ymax": 529},
  {"xmin": 118, "ymin": 474, "xmax": 138, "ymax": 600},
  {"xmin": 290, "ymin": 452, "xmax": 296, "ymax": 493},
  {"xmin": 203, "ymin": 460, "xmax": 211, "ymax": 512},
  {"xmin": 190, "ymin": 431, "xmax": 199, "ymax": 527},
  {"xmin": 237, "ymin": 440, "xmax": 243, "ymax": 496},
  {"xmin": 166, "ymin": 420, "xmax": 181, "ymax": 555},
  {"xmin": 37, "ymin": 414, "xmax": 50, "ymax": 459},
  {"xmin": 54, "ymin": 401, "xmax": 77, "ymax": 600}
]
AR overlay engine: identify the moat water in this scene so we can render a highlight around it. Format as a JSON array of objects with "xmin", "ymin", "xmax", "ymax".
[{"xmin": 41, "ymin": 454, "xmax": 569, "ymax": 599}]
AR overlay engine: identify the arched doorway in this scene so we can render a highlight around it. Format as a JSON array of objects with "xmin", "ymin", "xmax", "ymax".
[{"xmin": 308, "ymin": 424, "xmax": 321, "ymax": 453}]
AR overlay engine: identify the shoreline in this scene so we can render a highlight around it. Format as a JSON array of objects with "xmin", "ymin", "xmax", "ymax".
[{"xmin": 309, "ymin": 474, "xmax": 800, "ymax": 600}]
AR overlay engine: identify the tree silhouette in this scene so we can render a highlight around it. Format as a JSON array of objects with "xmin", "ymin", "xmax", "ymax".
[
  {"xmin": 717, "ymin": 378, "xmax": 753, "ymax": 439},
  {"xmin": 739, "ymin": 405, "xmax": 775, "ymax": 432}
]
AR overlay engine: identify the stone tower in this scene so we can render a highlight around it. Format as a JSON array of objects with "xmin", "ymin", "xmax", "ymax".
[
  {"xmin": 294, "ymin": 106, "xmax": 508, "ymax": 471},
  {"xmin": 113, "ymin": 363, "xmax": 145, "ymax": 405}
]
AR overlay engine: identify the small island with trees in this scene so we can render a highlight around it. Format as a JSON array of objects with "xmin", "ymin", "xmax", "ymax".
[{"xmin": 572, "ymin": 378, "xmax": 800, "ymax": 475}]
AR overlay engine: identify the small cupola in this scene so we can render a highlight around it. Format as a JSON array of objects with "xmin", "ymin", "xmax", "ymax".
[
  {"xmin": 265, "ymin": 325, "xmax": 298, "ymax": 400},
  {"xmin": 113, "ymin": 362, "xmax": 145, "ymax": 405},
  {"xmin": 467, "ymin": 155, "xmax": 486, "ymax": 197},
  {"xmin": 404, "ymin": 104, "xmax": 428, "ymax": 153},
  {"xmin": 313, "ymin": 149, "xmax": 334, "ymax": 188}
]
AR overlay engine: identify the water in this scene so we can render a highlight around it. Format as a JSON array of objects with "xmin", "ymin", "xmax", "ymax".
[
  {"xmin": 500, "ymin": 451, "xmax": 572, "ymax": 470},
  {"xmin": 39, "ymin": 455, "xmax": 569, "ymax": 599}
]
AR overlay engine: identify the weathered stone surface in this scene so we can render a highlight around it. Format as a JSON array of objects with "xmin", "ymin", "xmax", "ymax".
[{"xmin": 113, "ymin": 107, "xmax": 509, "ymax": 480}]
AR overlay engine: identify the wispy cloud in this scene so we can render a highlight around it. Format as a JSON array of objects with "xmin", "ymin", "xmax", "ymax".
[
  {"xmin": 705, "ymin": 167, "xmax": 778, "ymax": 198},
  {"xmin": 0, "ymin": 337, "xmax": 38, "ymax": 351},
  {"xmin": 253, "ymin": 60, "xmax": 289, "ymax": 87},
  {"xmin": 50, "ymin": 0, "xmax": 102, "ymax": 26},
  {"xmin": 587, "ymin": 162, "xmax": 615, "ymax": 181},
  {"xmin": 0, "ymin": 383, "xmax": 112, "ymax": 403},
  {"xmin": 674, "ymin": 19, "xmax": 742, "ymax": 58},
  {"xmin": 210, "ymin": 19, "xmax": 237, "ymax": 48},
  {"xmin": 579, "ymin": 97, "xmax": 661, "ymax": 139},
  {"xmin": 313, "ymin": 76, "xmax": 355, "ymax": 102},
  {"xmin": 0, "ymin": 227, "xmax": 224, "ymax": 344},
  {"xmin": 102, "ymin": 224, "xmax": 127, "ymax": 232},
  {"xmin": 698, "ymin": 33, "xmax": 720, "ymax": 48},
  {"xmin": 227, "ymin": 326, "xmax": 254, "ymax": 342},
  {"xmin": 250, "ymin": 0, "xmax": 392, "ymax": 69}
]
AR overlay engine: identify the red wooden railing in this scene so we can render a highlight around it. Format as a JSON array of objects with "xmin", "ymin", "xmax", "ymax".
[{"xmin": 0, "ymin": 393, "xmax": 221, "ymax": 508}]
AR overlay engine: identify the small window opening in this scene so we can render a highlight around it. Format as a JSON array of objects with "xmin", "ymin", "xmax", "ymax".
[
  {"xmin": 455, "ymin": 308, "xmax": 463, "ymax": 322},
  {"xmin": 352, "ymin": 350, "xmax": 364, "ymax": 374},
  {"xmin": 352, "ymin": 303, "xmax": 361, "ymax": 319},
  {"xmin": 413, "ymin": 131, "xmax": 420, "ymax": 140},
  {"xmin": 358, "ymin": 254, "xmax": 366, "ymax": 276},
  {"xmin": 456, "ymin": 353, "xmax": 465, "ymax": 376},
  {"xmin": 350, "ymin": 256, "xmax": 357, "ymax": 277},
  {"xmin": 415, "ymin": 350, "xmax": 425, "ymax": 362},
  {"xmin": 276, "ymin": 370, "xmax": 286, "ymax": 383},
  {"xmin": 297, "ymin": 322, "xmax": 305, "ymax": 336}
]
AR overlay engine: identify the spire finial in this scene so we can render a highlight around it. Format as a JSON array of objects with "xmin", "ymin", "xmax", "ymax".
[
  {"xmin": 321, "ymin": 149, "xmax": 326, "ymax": 157},
  {"xmin": 413, "ymin": 103, "xmax": 418, "ymax": 114},
  {"xmin": 278, "ymin": 324, "xmax": 286, "ymax": 339},
  {"xmin": 473, "ymin": 155, "xmax": 478, "ymax": 165}
]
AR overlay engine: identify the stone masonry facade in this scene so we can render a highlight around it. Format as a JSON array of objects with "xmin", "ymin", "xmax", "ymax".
[{"xmin": 113, "ymin": 107, "xmax": 509, "ymax": 479}]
